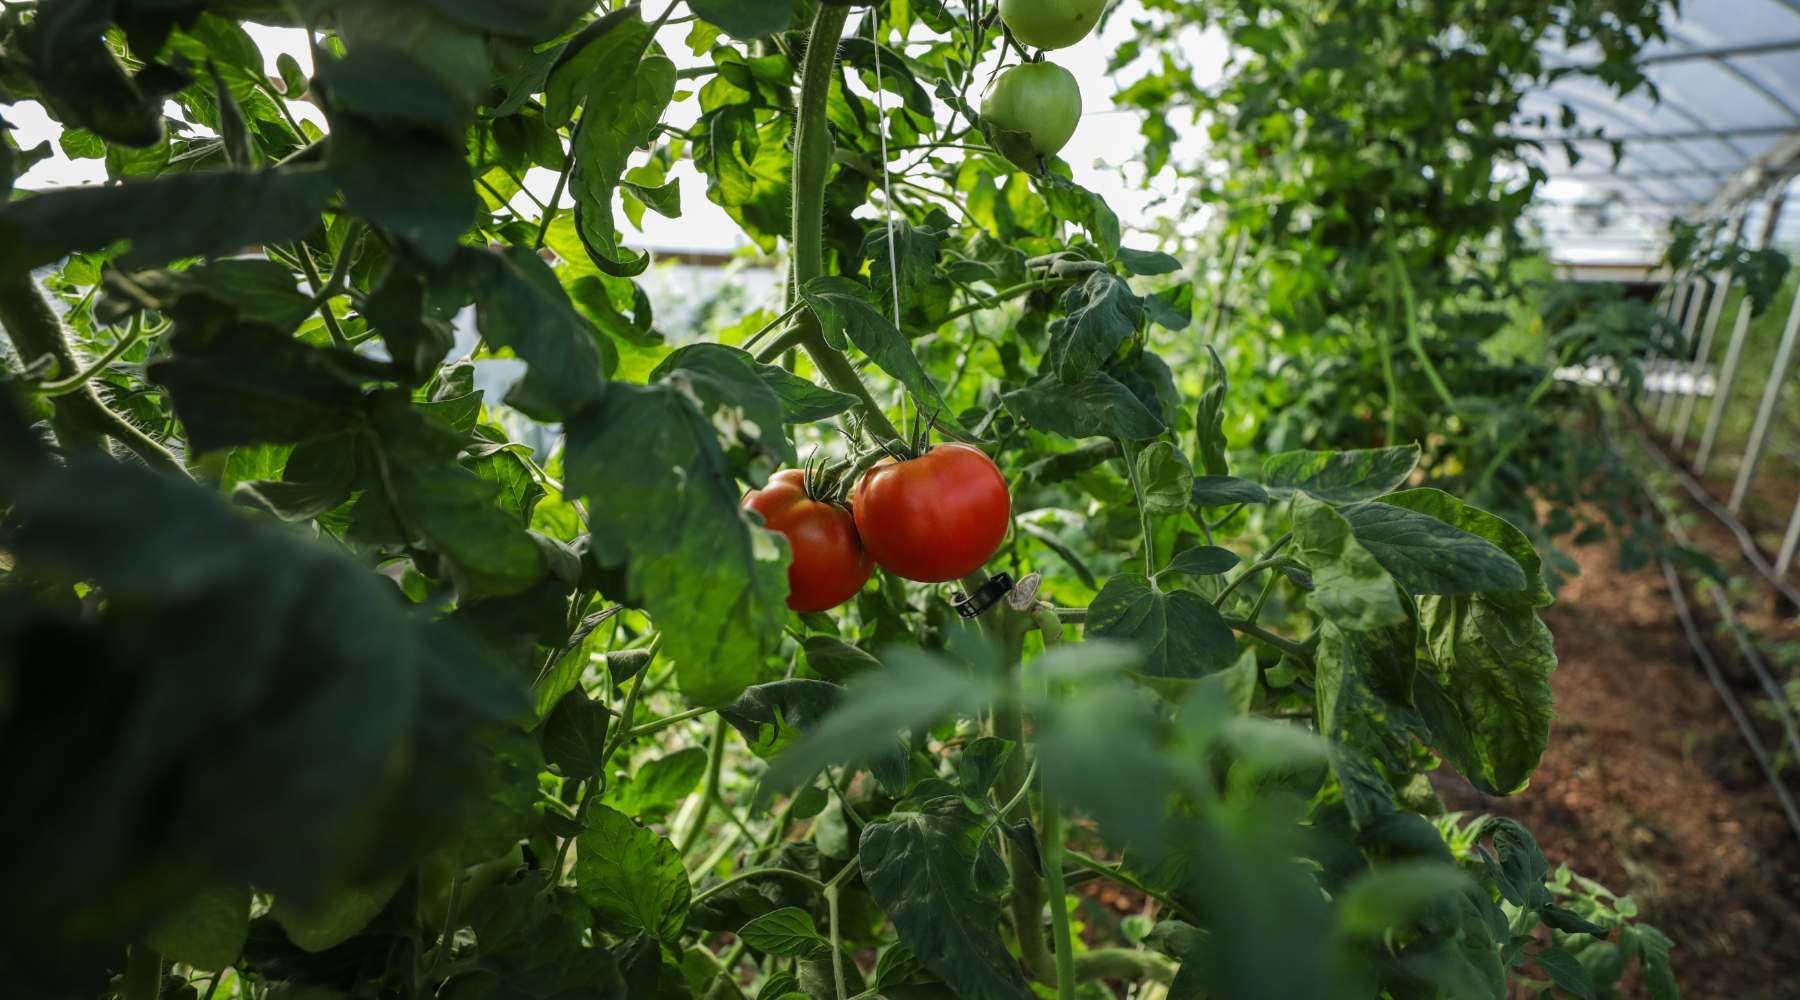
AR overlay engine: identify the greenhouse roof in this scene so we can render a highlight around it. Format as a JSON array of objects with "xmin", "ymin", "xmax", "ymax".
[{"xmin": 1523, "ymin": 0, "xmax": 1800, "ymax": 266}]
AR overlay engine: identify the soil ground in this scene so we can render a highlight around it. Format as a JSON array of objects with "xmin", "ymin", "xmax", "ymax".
[{"xmin": 1435, "ymin": 530, "xmax": 1800, "ymax": 1000}]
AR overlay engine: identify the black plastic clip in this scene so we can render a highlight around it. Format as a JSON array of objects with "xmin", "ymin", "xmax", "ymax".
[{"xmin": 953, "ymin": 572, "xmax": 1015, "ymax": 619}]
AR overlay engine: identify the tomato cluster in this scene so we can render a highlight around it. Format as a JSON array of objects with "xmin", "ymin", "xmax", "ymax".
[
  {"xmin": 981, "ymin": 0, "xmax": 1105, "ymax": 160},
  {"xmin": 743, "ymin": 446, "xmax": 1011, "ymax": 612}
]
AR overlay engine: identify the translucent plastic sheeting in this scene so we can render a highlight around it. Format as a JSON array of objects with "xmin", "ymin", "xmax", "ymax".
[{"xmin": 1521, "ymin": 0, "xmax": 1800, "ymax": 265}]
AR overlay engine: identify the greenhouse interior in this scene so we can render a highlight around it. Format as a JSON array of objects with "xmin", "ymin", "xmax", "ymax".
[{"xmin": 4, "ymin": 0, "xmax": 1800, "ymax": 997}]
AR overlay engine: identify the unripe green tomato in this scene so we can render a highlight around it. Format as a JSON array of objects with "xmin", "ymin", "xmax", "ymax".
[
  {"xmin": 1000, "ymin": 0, "xmax": 1107, "ymax": 50},
  {"xmin": 981, "ymin": 63, "xmax": 1082, "ymax": 158}
]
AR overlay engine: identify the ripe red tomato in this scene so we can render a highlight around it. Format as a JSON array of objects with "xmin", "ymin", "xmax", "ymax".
[
  {"xmin": 853, "ymin": 444, "xmax": 1012, "ymax": 584},
  {"xmin": 744, "ymin": 469, "xmax": 874, "ymax": 613}
]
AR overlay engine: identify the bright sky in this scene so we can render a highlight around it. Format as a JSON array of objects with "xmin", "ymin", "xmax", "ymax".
[{"xmin": 7, "ymin": 4, "xmax": 1232, "ymax": 255}]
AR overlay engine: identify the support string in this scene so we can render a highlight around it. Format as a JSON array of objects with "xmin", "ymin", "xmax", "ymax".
[{"xmin": 869, "ymin": 10, "xmax": 909, "ymax": 437}]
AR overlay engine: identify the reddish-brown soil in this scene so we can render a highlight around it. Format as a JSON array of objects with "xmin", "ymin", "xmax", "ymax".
[{"xmin": 1437, "ymin": 533, "xmax": 1800, "ymax": 1000}]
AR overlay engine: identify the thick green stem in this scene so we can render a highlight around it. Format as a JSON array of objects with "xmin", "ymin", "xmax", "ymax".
[
  {"xmin": 1036, "ymin": 612, "xmax": 1077, "ymax": 1000},
  {"xmin": 1121, "ymin": 441, "xmax": 1157, "ymax": 576},
  {"xmin": 788, "ymin": 2, "xmax": 904, "ymax": 443},
  {"xmin": 122, "ymin": 946, "xmax": 162, "ymax": 1000},
  {"xmin": 991, "ymin": 614, "xmax": 1051, "ymax": 982},
  {"xmin": 1073, "ymin": 949, "xmax": 1177, "ymax": 985},
  {"xmin": 791, "ymin": 3, "xmax": 847, "ymax": 294},
  {"xmin": 0, "ymin": 274, "xmax": 185, "ymax": 475}
]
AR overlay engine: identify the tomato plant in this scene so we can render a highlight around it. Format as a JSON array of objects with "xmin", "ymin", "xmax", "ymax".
[
  {"xmin": 745, "ymin": 468, "xmax": 873, "ymax": 613},
  {"xmin": 0, "ymin": 1, "xmax": 1680, "ymax": 999}
]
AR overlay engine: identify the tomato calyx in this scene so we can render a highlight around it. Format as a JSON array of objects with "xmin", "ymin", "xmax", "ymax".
[{"xmin": 800, "ymin": 450, "xmax": 855, "ymax": 510}]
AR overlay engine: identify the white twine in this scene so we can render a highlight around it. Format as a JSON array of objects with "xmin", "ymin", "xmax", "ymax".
[{"xmin": 869, "ymin": 12, "xmax": 909, "ymax": 435}]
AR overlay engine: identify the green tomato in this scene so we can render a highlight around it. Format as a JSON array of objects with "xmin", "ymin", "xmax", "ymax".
[
  {"xmin": 1000, "ymin": 0, "xmax": 1107, "ymax": 51},
  {"xmin": 981, "ymin": 63, "xmax": 1083, "ymax": 161}
]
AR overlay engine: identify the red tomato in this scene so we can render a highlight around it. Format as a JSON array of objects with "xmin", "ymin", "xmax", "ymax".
[
  {"xmin": 853, "ymin": 444, "xmax": 1012, "ymax": 584},
  {"xmin": 744, "ymin": 469, "xmax": 875, "ymax": 613}
]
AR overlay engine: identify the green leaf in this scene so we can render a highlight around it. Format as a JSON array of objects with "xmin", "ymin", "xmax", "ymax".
[
  {"xmin": 1163, "ymin": 546, "xmax": 1240, "ymax": 578},
  {"xmin": 649, "ymin": 343, "xmax": 795, "ymax": 468},
  {"xmin": 327, "ymin": 113, "xmax": 476, "ymax": 267},
  {"xmin": 546, "ymin": 9, "xmax": 654, "ymax": 128},
  {"xmin": 462, "ymin": 246, "xmax": 611, "ymax": 421},
  {"xmin": 363, "ymin": 395, "xmax": 550, "ymax": 600},
  {"xmin": 316, "ymin": 43, "xmax": 470, "ymax": 141},
  {"xmin": 802, "ymin": 635, "xmax": 882, "ymax": 683},
  {"xmin": 0, "ymin": 166, "xmax": 335, "ymax": 273},
  {"xmin": 739, "ymin": 907, "xmax": 829, "ymax": 957},
  {"xmin": 955, "ymin": 736, "xmax": 1014, "ymax": 798},
  {"xmin": 1624, "ymin": 925, "xmax": 1678, "ymax": 1000},
  {"xmin": 1088, "ymin": 573, "xmax": 1239, "ymax": 679},
  {"xmin": 1379, "ymin": 488, "xmax": 1553, "ymax": 609},
  {"xmin": 1135, "ymin": 441, "xmax": 1194, "ymax": 517},
  {"xmin": 144, "ymin": 883, "xmax": 249, "ymax": 970},
  {"xmin": 762, "ymin": 651, "xmax": 998, "ymax": 796},
  {"xmin": 272, "ymin": 875, "xmax": 404, "ymax": 953},
  {"xmin": 1262, "ymin": 445, "xmax": 1421, "ymax": 504},
  {"xmin": 756, "ymin": 364, "xmax": 858, "ymax": 425},
  {"xmin": 1044, "ymin": 272, "xmax": 1144, "ymax": 383},
  {"xmin": 1002, "ymin": 372, "xmax": 1167, "ymax": 441},
  {"xmin": 1117, "ymin": 247, "xmax": 1182, "ymax": 276},
  {"xmin": 1190, "ymin": 475, "xmax": 1268, "ymax": 507},
  {"xmin": 425, "ymin": 0, "xmax": 592, "ymax": 39},
  {"xmin": 1338, "ymin": 501, "xmax": 1527, "ymax": 597},
  {"xmin": 690, "ymin": 0, "xmax": 796, "ymax": 38},
  {"xmin": 609, "ymin": 747, "xmax": 710, "ymax": 820},
  {"xmin": 571, "ymin": 53, "xmax": 675, "ymax": 277},
  {"xmin": 1334, "ymin": 862, "xmax": 1472, "ymax": 938},
  {"xmin": 542, "ymin": 690, "xmax": 611, "ymax": 780},
  {"xmin": 150, "ymin": 326, "xmax": 366, "ymax": 456},
  {"xmin": 1534, "ymin": 947, "xmax": 1597, "ymax": 1000},
  {"xmin": 565, "ymin": 383, "xmax": 790, "ymax": 707},
  {"xmin": 1193, "ymin": 346, "xmax": 1229, "ymax": 476},
  {"xmin": 1291, "ymin": 494, "xmax": 1407, "ymax": 631},
  {"xmin": 859, "ymin": 799, "xmax": 1033, "ymax": 1000},
  {"xmin": 462, "ymin": 870, "xmax": 627, "ymax": 999},
  {"xmin": 1314, "ymin": 621, "xmax": 1414, "ymax": 828},
  {"xmin": 1416, "ymin": 595, "xmax": 1554, "ymax": 795},
  {"xmin": 799, "ymin": 277, "xmax": 959, "ymax": 429},
  {"xmin": 720, "ymin": 679, "xmax": 844, "ymax": 761},
  {"xmin": 575, "ymin": 805, "xmax": 691, "ymax": 943}
]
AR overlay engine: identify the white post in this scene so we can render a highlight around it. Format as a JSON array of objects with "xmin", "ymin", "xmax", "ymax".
[
  {"xmin": 1729, "ymin": 289, "xmax": 1800, "ymax": 514},
  {"xmin": 1658, "ymin": 279, "xmax": 1708, "ymax": 428},
  {"xmin": 1778, "ymin": 493, "xmax": 1800, "ymax": 578},
  {"xmin": 1674, "ymin": 274, "xmax": 1733, "ymax": 447}
]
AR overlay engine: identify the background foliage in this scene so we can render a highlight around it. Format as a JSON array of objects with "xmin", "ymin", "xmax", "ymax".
[{"xmin": 0, "ymin": 1, "xmax": 1692, "ymax": 998}]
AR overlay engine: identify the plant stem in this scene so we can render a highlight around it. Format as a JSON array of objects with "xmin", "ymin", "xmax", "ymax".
[
  {"xmin": 624, "ymin": 704, "xmax": 715, "ymax": 742},
  {"xmin": 992, "ymin": 621, "xmax": 1052, "ymax": 982},
  {"xmin": 938, "ymin": 280, "xmax": 1056, "ymax": 326},
  {"xmin": 788, "ymin": 2, "xmax": 904, "ymax": 444},
  {"xmin": 742, "ymin": 301, "xmax": 808, "ymax": 353},
  {"xmin": 33, "ymin": 317, "xmax": 148, "ymax": 397},
  {"xmin": 1224, "ymin": 615, "xmax": 1313, "ymax": 666},
  {"xmin": 1036, "ymin": 615, "xmax": 1077, "ymax": 1000},
  {"xmin": 295, "ymin": 240, "xmax": 350, "ymax": 350},
  {"xmin": 677, "ymin": 716, "xmax": 730, "ymax": 857},
  {"xmin": 123, "ymin": 946, "xmax": 162, "ymax": 1000},
  {"xmin": 1211, "ymin": 533, "xmax": 1293, "ymax": 608},
  {"xmin": 826, "ymin": 875, "xmax": 849, "ymax": 1000},
  {"xmin": 689, "ymin": 867, "xmax": 826, "ymax": 908},
  {"xmin": 1121, "ymin": 441, "xmax": 1156, "ymax": 577},
  {"xmin": 1072, "ymin": 949, "xmax": 1177, "ymax": 985},
  {"xmin": 0, "ymin": 274, "xmax": 185, "ymax": 475},
  {"xmin": 1383, "ymin": 215, "xmax": 1457, "ymax": 417}
]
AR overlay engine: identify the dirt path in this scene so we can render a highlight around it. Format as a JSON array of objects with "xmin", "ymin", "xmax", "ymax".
[{"xmin": 1436, "ymin": 534, "xmax": 1800, "ymax": 998}]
